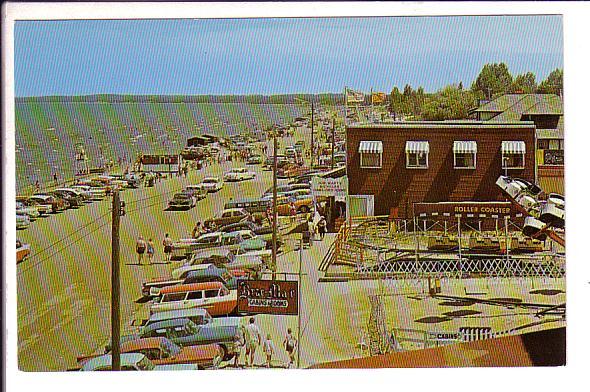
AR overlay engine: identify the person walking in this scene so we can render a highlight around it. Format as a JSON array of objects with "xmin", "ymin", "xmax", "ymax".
[
  {"xmin": 244, "ymin": 317, "xmax": 262, "ymax": 368},
  {"xmin": 136, "ymin": 236, "xmax": 146, "ymax": 265},
  {"xmin": 263, "ymin": 334, "xmax": 276, "ymax": 368},
  {"xmin": 146, "ymin": 238, "xmax": 155, "ymax": 264},
  {"xmin": 289, "ymin": 202, "xmax": 297, "ymax": 224},
  {"xmin": 162, "ymin": 233, "xmax": 173, "ymax": 262},
  {"xmin": 283, "ymin": 328, "xmax": 297, "ymax": 368},
  {"xmin": 318, "ymin": 216, "xmax": 327, "ymax": 240},
  {"xmin": 233, "ymin": 325, "xmax": 246, "ymax": 368}
]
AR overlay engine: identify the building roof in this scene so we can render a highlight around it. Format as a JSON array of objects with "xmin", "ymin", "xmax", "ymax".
[
  {"xmin": 347, "ymin": 121, "xmax": 535, "ymax": 130},
  {"xmin": 475, "ymin": 94, "xmax": 563, "ymax": 117}
]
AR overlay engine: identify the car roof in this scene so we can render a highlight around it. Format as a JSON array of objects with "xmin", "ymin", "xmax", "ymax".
[
  {"xmin": 82, "ymin": 353, "xmax": 145, "ymax": 370},
  {"xmin": 159, "ymin": 281, "xmax": 224, "ymax": 295},
  {"xmin": 148, "ymin": 308, "xmax": 209, "ymax": 323},
  {"xmin": 121, "ymin": 337, "xmax": 171, "ymax": 352},
  {"xmin": 145, "ymin": 318, "xmax": 194, "ymax": 331},
  {"xmin": 191, "ymin": 249, "xmax": 233, "ymax": 259}
]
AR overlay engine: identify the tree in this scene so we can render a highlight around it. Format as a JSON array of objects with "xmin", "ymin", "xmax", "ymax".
[
  {"xmin": 471, "ymin": 63, "xmax": 514, "ymax": 99},
  {"xmin": 512, "ymin": 72, "xmax": 537, "ymax": 94},
  {"xmin": 422, "ymin": 84, "xmax": 477, "ymax": 121},
  {"xmin": 537, "ymin": 68, "xmax": 563, "ymax": 95}
]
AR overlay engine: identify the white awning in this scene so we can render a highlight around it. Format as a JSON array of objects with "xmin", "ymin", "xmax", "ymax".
[
  {"xmin": 405, "ymin": 141, "xmax": 430, "ymax": 153},
  {"xmin": 359, "ymin": 141, "xmax": 383, "ymax": 154},
  {"xmin": 502, "ymin": 141, "xmax": 526, "ymax": 154},
  {"xmin": 453, "ymin": 141, "xmax": 477, "ymax": 153}
]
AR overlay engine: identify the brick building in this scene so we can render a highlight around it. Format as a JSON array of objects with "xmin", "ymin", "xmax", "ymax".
[
  {"xmin": 346, "ymin": 121, "xmax": 536, "ymax": 219},
  {"xmin": 474, "ymin": 94, "xmax": 563, "ymax": 194}
]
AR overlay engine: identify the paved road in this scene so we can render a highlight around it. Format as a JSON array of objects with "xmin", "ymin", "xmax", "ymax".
[{"xmin": 16, "ymin": 152, "xmax": 279, "ymax": 370}]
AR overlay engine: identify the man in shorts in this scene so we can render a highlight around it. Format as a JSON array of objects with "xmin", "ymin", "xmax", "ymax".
[
  {"xmin": 244, "ymin": 317, "xmax": 262, "ymax": 368},
  {"xmin": 136, "ymin": 236, "xmax": 146, "ymax": 265},
  {"xmin": 162, "ymin": 233, "xmax": 173, "ymax": 262}
]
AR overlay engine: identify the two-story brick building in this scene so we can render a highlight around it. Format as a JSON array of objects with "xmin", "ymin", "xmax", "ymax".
[{"xmin": 346, "ymin": 121, "xmax": 536, "ymax": 220}]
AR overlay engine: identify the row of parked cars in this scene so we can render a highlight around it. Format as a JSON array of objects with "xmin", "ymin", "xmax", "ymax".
[
  {"xmin": 16, "ymin": 174, "xmax": 141, "ymax": 230},
  {"xmin": 75, "ymin": 248, "xmax": 256, "ymax": 370}
]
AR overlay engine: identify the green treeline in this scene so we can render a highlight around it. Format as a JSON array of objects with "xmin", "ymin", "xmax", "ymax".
[{"xmin": 388, "ymin": 64, "xmax": 563, "ymax": 121}]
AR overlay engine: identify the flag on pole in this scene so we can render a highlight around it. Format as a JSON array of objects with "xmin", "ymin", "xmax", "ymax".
[
  {"xmin": 371, "ymin": 92, "xmax": 387, "ymax": 105},
  {"xmin": 346, "ymin": 88, "xmax": 365, "ymax": 104}
]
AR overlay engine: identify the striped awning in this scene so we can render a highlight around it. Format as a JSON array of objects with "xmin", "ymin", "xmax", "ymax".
[
  {"xmin": 359, "ymin": 140, "xmax": 383, "ymax": 154},
  {"xmin": 502, "ymin": 141, "xmax": 526, "ymax": 154},
  {"xmin": 453, "ymin": 141, "xmax": 477, "ymax": 153},
  {"xmin": 405, "ymin": 141, "xmax": 430, "ymax": 153}
]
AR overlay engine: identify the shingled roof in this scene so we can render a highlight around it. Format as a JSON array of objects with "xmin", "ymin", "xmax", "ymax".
[{"xmin": 475, "ymin": 94, "xmax": 563, "ymax": 118}]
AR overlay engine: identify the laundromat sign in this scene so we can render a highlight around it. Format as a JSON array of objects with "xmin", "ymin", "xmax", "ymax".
[
  {"xmin": 414, "ymin": 202, "xmax": 515, "ymax": 218},
  {"xmin": 311, "ymin": 177, "xmax": 348, "ymax": 198},
  {"xmin": 237, "ymin": 280, "xmax": 298, "ymax": 315}
]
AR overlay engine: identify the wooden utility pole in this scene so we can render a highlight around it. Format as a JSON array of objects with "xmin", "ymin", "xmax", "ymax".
[
  {"xmin": 331, "ymin": 116, "xmax": 335, "ymax": 170},
  {"xmin": 310, "ymin": 100, "xmax": 315, "ymax": 168},
  {"xmin": 111, "ymin": 190, "xmax": 121, "ymax": 371},
  {"xmin": 272, "ymin": 129, "xmax": 278, "ymax": 280},
  {"xmin": 298, "ymin": 236, "xmax": 303, "ymax": 368}
]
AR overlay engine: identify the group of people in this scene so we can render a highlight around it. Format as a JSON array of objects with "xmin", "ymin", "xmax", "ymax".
[
  {"xmin": 233, "ymin": 317, "xmax": 298, "ymax": 369},
  {"xmin": 135, "ymin": 233, "xmax": 173, "ymax": 264}
]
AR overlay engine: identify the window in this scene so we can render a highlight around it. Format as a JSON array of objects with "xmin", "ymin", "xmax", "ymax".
[
  {"xmin": 204, "ymin": 289, "xmax": 219, "ymax": 298},
  {"xmin": 538, "ymin": 139, "xmax": 550, "ymax": 150},
  {"xmin": 501, "ymin": 141, "xmax": 526, "ymax": 169},
  {"xmin": 187, "ymin": 291, "xmax": 203, "ymax": 300},
  {"xmin": 161, "ymin": 292, "xmax": 187, "ymax": 303},
  {"xmin": 359, "ymin": 141, "xmax": 383, "ymax": 169},
  {"xmin": 453, "ymin": 141, "xmax": 477, "ymax": 169},
  {"xmin": 405, "ymin": 141, "xmax": 429, "ymax": 169}
]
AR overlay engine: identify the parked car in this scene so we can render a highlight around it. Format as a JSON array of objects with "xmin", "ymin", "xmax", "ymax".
[
  {"xmin": 137, "ymin": 318, "xmax": 239, "ymax": 361},
  {"xmin": 144, "ymin": 308, "xmax": 240, "ymax": 332},
  {"xmin": 266, "ymin": 195, "xmax": 313, "ymax": 215},
  {"xmin": 246, "ymin": 154, "xmax": 263, "ymax": 165},
  {"xmin": 168, "ymin": 193, "xmax": 197, "ymax": 210},
  {"xmin": 219, "ymin": 221, "xmax": 283, "ymax": 249},
  {"xmin": 184, "ymin": 185, "xmax": 208, "ymax": 201},
  {"xmin": 16, "ymin": 196, "xmax": 52, "ymax": 216},
  {"xmin": 16, "ymin": 240, "xmax": 31, "ymax": 264},
  {"xmin": 150, "ymin": 282, "xmax": 237, "ymax": 317},
  {"xmin": 199, "ymin": 177, "xmax": 223, "ymax": 193},
  {"xmin": 204, "ymin": 208, "xmax": 253, "ymax": 230},
  {"xmin": 223, "ymin": 167, "xmax": 256, "ymax": 182},
  {"xmin": 30, "ymin": 194, "xmax": 68, "ymax": 213},
  {"xmin": 71, "ymin": 184, "xmax": 107, "ymax": 200},
  {"xmin": 145, "ymin": 264, "xmax": 243, "ymax": 297},
  {"xmin": 16, "ymin": 201, "xmax": 40, "ymax": 221},
  {"xmin": 79, "ymin": 353, "xmax": 200, "ymax": 371},
  {"xmin": 277, "ymin": 164, "xmax": 309, "ymax": 179},
  {"xmin": 51, "ymin": 190, "xmax": 82, "ymax": 209},
  {"xmin": 119, "ymin": 338, "xmax": 221, "ymax": 369},
  {"xmin": 16, "ymin": 213, "xmax": 30, "ymax": 230}
]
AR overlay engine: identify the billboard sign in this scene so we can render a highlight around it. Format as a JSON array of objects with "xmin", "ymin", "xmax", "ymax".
[
  {"xmin": 311, "ymin": 176, "xmax": 348, "ymax": 198},
  {"xmin": 237, "ymin": 280, "xmax": 298, "ymax": 315}
]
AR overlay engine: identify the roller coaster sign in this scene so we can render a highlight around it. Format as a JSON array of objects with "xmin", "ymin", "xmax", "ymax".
[{"xmin": 237, "ymin": 280, "xmax": 298, "ymax": 315}]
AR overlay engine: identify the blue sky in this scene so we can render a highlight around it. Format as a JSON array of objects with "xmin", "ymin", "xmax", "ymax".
[{"xmin": 14, "ymin": 16, "xmax": 563, "ymax": 96}]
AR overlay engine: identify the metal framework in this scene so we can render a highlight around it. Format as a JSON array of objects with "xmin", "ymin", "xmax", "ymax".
[{"xmin": 327, "ymin": 216, "xmax": 565, "ymax": 280}]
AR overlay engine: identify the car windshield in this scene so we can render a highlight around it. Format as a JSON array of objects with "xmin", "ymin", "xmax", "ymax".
[
  {"xmin": 203, "ymin": 179, "xmax": 216, "ymax": 183},
  {"xmin": 136, "ymin": 356, "xmax": 155, "ymax": 371}
]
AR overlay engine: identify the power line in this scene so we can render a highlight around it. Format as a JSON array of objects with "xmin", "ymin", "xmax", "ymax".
[
  {"xmin": 26, "ymin": 210, "xmax": 111, "ymax": 260},
  {"xmin": 17, "ymin": 218, "xmax": 111, "ymax": 276}
]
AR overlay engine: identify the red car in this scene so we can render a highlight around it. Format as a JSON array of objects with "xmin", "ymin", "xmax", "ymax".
[{"xmin": 78, "ymin": 337, "xmax": 222, "ymax": 370}]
